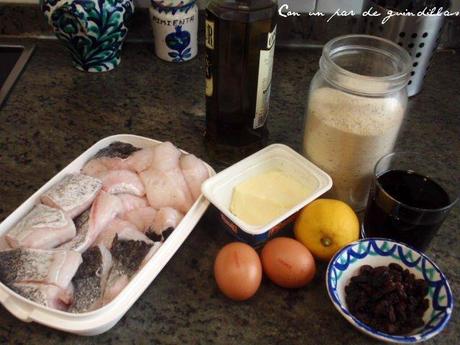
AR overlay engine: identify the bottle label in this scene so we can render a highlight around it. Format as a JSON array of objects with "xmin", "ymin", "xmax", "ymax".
[
  {"xmin": 205, "ymin": 19, "xmax": 214, "ymax": 97},
  {"xmin": 205, "ymin": 19, "xmax": 215, "ymax": 50},
  {"xmin": 253, "ymin": 25, "xmax": 276, "ymax": 129}
]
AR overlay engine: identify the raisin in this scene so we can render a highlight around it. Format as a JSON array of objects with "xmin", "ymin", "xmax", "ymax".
[
  {"xmin": 388, "ymin": 305, "xmax": 396, "ymax": 323},
  {"xmin": 360, "ymin": 265, "xmax": 373, "ymax": 275},
  {"xmin": 389, "ymin": 263, "xmax": 403, "ymax": 272},
  {"xmin": 344, "ymin": 264, "xmax": 429, "ymax": 335}
]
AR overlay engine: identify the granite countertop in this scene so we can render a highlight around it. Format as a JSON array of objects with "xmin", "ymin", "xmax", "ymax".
[{"xmin": 0, "ymin": 39, "xmax": 459, "ymax": 344}]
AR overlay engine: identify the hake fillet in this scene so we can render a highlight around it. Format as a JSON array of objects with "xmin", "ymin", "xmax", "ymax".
[
  {"xmin": 120, "ymin": 207, "xmax": 157, "ymax": 232},
  {"xmin": 127, "ymin": 141, "xmax": 181, "ymax": 173},
  {"xmin": 11, "ymin": 282, "xmax": 74, "ymax": 310},
  {"xmin": 68, "ymin": 245, "xmax": 113, "ymax": 313},
  {"xmin": 94, "ymin": 218, "xmax": 153, "ymax": 250},
  {"xmin": 41, "ymin": 173, "xmax": 102, "ymax": 219},
  {"xmin": 0, "ymin": 248, "xmax": 82, "ymax": 289},
  {"xmin": 58, "ymin": 191, "xmax": 123, "ymax": 253},
  {"xmin": 140, "ymin": 168, "xmax": 193, "ymax": 214},
  {"xmin": 96, "ymin": 170, "xmax": 145, "ymax": 196},
  {"xmin": 6, "ymin": 204, "xmax": 76, "ymax": 249},
  {"xmin": 102, "ymin": 235, "xmax": 153, "ymax": 305},
  {"xmin": 81, "ymin": 142, "xmax": 140, "ymax": 176},
  {"xmin": 179, "ymin": 154, "xmax": 209, "ymax": 200}
]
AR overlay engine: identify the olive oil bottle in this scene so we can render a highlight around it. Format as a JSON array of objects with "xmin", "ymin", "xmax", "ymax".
[{"xmin": 205, "ymin": 0, "xmax": 278, "ymax": 164}]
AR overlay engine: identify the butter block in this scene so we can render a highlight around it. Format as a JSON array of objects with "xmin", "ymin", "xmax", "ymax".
[{"xmin": 230, "ymin": 170, "xmax": 312, "ymax": 226}]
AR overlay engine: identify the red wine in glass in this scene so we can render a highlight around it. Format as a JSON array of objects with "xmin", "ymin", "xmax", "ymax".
[{"xmin": 363, "ymin": 169, "xmax": 452, "ymax": 251}]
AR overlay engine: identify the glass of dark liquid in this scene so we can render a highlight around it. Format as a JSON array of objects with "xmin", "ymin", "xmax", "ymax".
[{"xmin": 363, "ymin": 152, "xmax": 458, "ymax": 251}]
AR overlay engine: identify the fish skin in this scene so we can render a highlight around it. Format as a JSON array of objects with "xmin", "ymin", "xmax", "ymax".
[
  {"xmin": 0, "ymin": 248, "xmax": 82, "ymax": 289},
  {"xmin": 41, "ymin": 174, "xmax": 102, "ymax": 219},
  {"xmin": 141, "ymin": 242, "xmax": 162, "ymax": 267},
  {"xmin": 68, "ymin": 245, "xmax": 112, "ymax": 313},
  {"xmin": 6, "ymin": 204, "xmax": 76, "ymax": 249},
  {"xmin": 57, "ymin": 209, "xmax": 90, "ymax": 252},
  {"xmin": 146, "ymin": 226, "xmax": 174, "ymax": 242},
  {"xmin": 81, "ymin": 142, "xmax": 141, "ymax": 177},
  {"xmin": 11, "ymin": 282, "xmax": 73, "ymax": 310},
  {"xmin": 81, "ymin": 159, "xmax": 108, "ymax": 177},
  {"xmin": 93, "ymin": 142, "xmax": 140, "ymax": 159},
  {"xmin": 102, "ymin": 235, "xmax": 153, "ymax": 305},
  {"xmin": 0, "ymin": 248, "xmax": 53, "ymax": 285}
]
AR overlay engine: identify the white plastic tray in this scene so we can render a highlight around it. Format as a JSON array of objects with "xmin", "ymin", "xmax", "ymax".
[{"xmin": 0, "ymin": 134, "xmax": 215, "ymax": 336}]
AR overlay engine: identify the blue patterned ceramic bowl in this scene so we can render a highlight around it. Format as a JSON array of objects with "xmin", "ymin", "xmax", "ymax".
[{"xmin": 326, "ymin": 238, "xmax": 453, "ymax": 343}]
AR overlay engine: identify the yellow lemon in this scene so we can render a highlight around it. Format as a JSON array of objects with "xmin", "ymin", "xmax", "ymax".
[{"xmin": 294, "ymin": 199, "xmax": 359, "ymax": 261}]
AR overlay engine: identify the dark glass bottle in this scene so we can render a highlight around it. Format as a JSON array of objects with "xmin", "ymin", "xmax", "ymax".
[{"xmin": 205, "ymin": 0, "xmax": 278, "ymax": 164}]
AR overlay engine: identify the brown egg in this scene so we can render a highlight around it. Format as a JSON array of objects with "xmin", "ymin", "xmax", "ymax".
[
  {"xmin": 261, "ymin": 237, "xmax": 316, "ymax": 288},
  {"xmin": 214, "ymin": 242, "xmax": 262, "ymax": 301}
]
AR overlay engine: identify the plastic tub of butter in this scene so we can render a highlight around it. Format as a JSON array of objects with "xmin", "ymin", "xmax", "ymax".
[
  {"xmin": 0, "ymin": 134, "xmax": 215, "ymax": 335},
  {"xmin": 201, "ymin": 144, "xmax": 332, "ymax": 246}
]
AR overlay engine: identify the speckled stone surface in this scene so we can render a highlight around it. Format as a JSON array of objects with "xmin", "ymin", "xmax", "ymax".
[{"xmin": 0, "ymin": 39, "xmax": 458, "ymax": 344}]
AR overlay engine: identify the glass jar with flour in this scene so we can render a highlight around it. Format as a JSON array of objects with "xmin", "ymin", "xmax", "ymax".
[{"xmin": 303, "ymin": 35, "xmax": 411, "ymax": 211}]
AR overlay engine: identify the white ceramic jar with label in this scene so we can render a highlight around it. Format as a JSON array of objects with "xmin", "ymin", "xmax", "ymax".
[{"xmin": 149, "ymin": 0, "xmax": 198, "ymax": 62}]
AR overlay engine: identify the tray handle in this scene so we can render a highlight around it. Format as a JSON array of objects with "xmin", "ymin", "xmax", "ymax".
[{"xmin": 0, "ymin": 288, "xmax": 33, "ymax": 322}]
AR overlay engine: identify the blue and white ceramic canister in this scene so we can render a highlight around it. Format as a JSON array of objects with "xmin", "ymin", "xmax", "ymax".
[
  {"xmin": 41, "ymin": 0, "xmax": 134, "ymax": 72},
  {"xmin": 149, "ymin": 0, "xmax": 198, "ymax": 62}
]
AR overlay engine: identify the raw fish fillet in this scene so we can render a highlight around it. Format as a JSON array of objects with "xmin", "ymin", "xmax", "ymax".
[
  {"xmin": 94, "ymin": 218, "xmax": 153, "ymax": 249},
  {"xmin": 179, "ymin": 154, "xmax": 209, "ymax": 200},
  {"xmin": 97, "ymin": 170, "xmax": 145, "ymax": 197},
  {"xmin": 147, "ymin": 207, "xmax": 183, "ymax": 241},
  {"xmin": 6, "ymin": 204, "xmax": 76, "ymax": 249},
  {"xmin": 140, "ymin": 168, "xmax": 193, "ymax": 214},
  {"xmin": 81, "ymin": 142, "xmax": 140, "ymax": 176},
  {"xmin": 81, "ymin": 159, "xmax": 108, "ymax": 177},
  {"xmin": 96, "ymin": 157, "xmax": 131, "ymax": 171},
  {"xmin": 11, "ymin": 282, "xmax": 73, "ymax": 310},
  {"xmin": 102, "ymin": 275, "xmax": 129, "ymax": 306},
  {"xmin": 0, "ymin": 236, "xmax": 12, "ymax": 251},
  {"xmin": 127, "ymin": 141, "xmax": 181, "ymax": 173},
  {"xmin": 94, "ymin": 142, "xmax": 140, "ymax": 159},
  {"xmin": 120, "ymin": 207, "xmax": 157, "ymax": 232},
  {"xmin": 57, "ymin": 209, "xmax": 90, "ymax": 252},
  {"xmin": 41, "ymin": 173, "xmax": 102, "ymax": 219},
  {"xmin": 153, "ymin": 207, "xmax": 184, "ymax": 233},
  {"xmin": 68, "ymin": 245, "xmax": 113, "ymax": 313},
  {"xmin": 0, "ymin": 248, "xmax": 82, "ymax": 289},
  {"xmin": 103, "ymin": 235, "xmax": 153, "ymax": 305},
  {"xmin": 58, "ymin": 191, "xmax": 123, "ymax": 253},
  {"xmin": 89, "ymin": 191, "xmax": 125, "ymax": 239},
  {"xmin": 141, "ymin": 242, "xmax": 162, "ymax": 267},
  {"xmin": 116, "ymin": 194, "xmax": 149, "ymax": 212}
]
